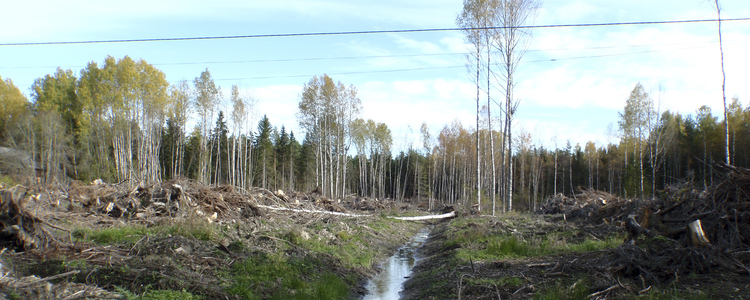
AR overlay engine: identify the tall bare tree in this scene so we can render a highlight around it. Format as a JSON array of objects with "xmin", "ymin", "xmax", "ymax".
[
  {"xmin": 166, "ymin": 80, "xmax": 192, "ymax": 179},
  {"xmin": 710, "ymin": 0, "xmax": 730, "ymax": 165},
  {"xmin": 493, "ymin": 0, "xmax": 540, "ymax": 212},
  {"xmin": 457, "ymin": 0, "xmax": 488, "ymax": 213},
  {"xmin": 193, "ymin": 69, "xmax": 220, "ymax": 185}
]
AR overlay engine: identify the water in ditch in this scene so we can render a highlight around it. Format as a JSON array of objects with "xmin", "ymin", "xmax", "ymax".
[{"xmin": 362, "ymin": 227, "xmax": 430, "ymax": 300}]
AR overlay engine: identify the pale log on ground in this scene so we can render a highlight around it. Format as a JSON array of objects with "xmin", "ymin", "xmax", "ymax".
[
  {"xmin": 257, "ymin": 204, "xmax": 371, "ymax": 217},
  {"xmin": 389, "ymin": 211, "xmax": 456, "ymax": 221},
  {"xmin": 256, "ymin": 204, "xmax": 456, "ymax": 221}
]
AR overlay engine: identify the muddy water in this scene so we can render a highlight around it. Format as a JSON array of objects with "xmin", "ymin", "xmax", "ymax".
[{"xmin": 362, "ymin": 227, "xmax": 430, "ymax": 300}]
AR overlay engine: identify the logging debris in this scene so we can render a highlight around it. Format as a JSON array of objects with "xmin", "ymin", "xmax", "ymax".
[
  {"xmin": 0, "ymin": 178, "xmax": 428, "ymax": 299},
  {"xmin": 535, "ymin": 162, "xmax": 750, "ymax": 292}
]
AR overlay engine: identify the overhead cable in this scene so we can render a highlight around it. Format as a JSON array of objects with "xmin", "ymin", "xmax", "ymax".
[{"xmin": 1, "ymin": 18, "xmax": 749, "ymax": 46}]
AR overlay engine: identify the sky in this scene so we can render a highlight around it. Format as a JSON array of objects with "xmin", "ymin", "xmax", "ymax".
[{"xmin": 1, "ymin": 0, "xmax": 749, "ymax": 151}]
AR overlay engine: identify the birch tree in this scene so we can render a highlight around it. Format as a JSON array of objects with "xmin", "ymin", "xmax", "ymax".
[
  {"xmin": 619, "ymin": 83, "xmax": 653, "ymax": 198},
  {"xmin": 457, "ymin": 0, "xmax": 493, "ymax": 213},
  {"xmin": 494, "ymin": 0, "xmax": 539, "ymax": 212},
  {"xmin": 31, "ymin": 68, "xmax": 79, "ymax": 182},
  {"xmin": 165, "ymin": 80, "xmax": 192, "ymax": 179},
  {"xmin": 78, "ymin": 62, "xmax": 114, "ymax": 181},
  {"xmin": 229, "ymin": 85, "xmax": 254, "ymax": 188},
  {"xmin": 710, "ymin": 0, "xmax": 730, "ymax": 165},
  {"xmin": 193, "ymin": 69, "xmax": 220, "ymax": 184},
  {"xmin": 297, "ymin": 74, "xmax": 360, "ymax": 198}
]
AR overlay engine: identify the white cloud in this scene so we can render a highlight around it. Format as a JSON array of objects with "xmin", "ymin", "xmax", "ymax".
[
  {"xmin": 246, "ymin": 84, "xmax": 303, "ymax": 134},
  {"xmin": 358, "ymin": 79, "xmax": 475, "ymax": 144}
]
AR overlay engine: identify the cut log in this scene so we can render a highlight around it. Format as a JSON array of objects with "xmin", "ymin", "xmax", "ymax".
[
  {"xmin": 389, "ymin": 211, "xmax": 456, "ymax": 221},
  {"xmin": 257, "ymin": 205, "xmax": 370, "ymax": 217},
  {"xmin": 688, "ymin": 219, "xmax": 710, "ymax": 247}
]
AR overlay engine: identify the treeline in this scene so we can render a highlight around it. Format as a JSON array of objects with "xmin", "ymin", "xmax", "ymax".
[{"xmin": 1, "ymin": 56, "xmax": 748, "ymax": 213}]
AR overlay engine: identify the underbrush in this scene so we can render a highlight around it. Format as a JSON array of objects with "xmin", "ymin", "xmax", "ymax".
[
  {"xmin": 533, "ymin": 278, "xmax": 591, "ymax": 300},
  {"xmin": 72, "ymin": 218, "xmax": 217, "ymax": 244},
  {"xmin": 227, "ymin": 252, "xmax": 348, "ymax": 300},
  {"xmin": 22, "ymin": 205, "xmax": 423, "ymax": 300},
  {"xmin": 118, "ymin": 287, "xmax": 204, "ymax": 300},
  {"xmin": 446, "ymin": 216, "xmax": 622, "ymax": 261}
]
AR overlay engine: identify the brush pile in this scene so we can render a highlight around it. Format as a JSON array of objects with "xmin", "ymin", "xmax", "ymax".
[
  {"xmin": 538, "ymin": 162, "xmax": 750, "ymax": 290},
  {"xmin": 0, "ymin": 178, "xmax": 402, "ymax": 299}
]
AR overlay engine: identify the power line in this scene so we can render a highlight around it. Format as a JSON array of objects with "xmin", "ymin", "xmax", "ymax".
[
  {"xmin": 2, "ymin": 18, "xmax": 749, "ymax": 46},
  {"xmin": 2, "ymin": 38, "xmax": 741, "ymax": 70},
  {"xmin": 216, "ymin": 66, "xmax": 465, "ymax": 81},
  {"xmin": 216, "ymin": 40, "xmax": 740, "ymax": 81}
]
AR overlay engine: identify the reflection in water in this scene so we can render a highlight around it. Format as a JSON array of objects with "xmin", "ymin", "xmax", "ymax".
[{"xmin": 363, "ymin": 227, "xmax": 430, "ymax": 300}]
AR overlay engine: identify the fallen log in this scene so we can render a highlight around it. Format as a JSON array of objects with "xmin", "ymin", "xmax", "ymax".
[
  {"xmin": 389, "ymin": 211, "xmax": 456, "ymax": 221},
  {"xmin": 256, "ymin": 204, "xmax": 456, "ymax": 221},
  {"xmin": 257, "ymin": 205, "xmax": 371, "ymax": 217}
]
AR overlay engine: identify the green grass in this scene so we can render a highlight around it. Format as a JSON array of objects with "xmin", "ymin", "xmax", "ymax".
[
  {"xmin": 0, "ymin": 175, "xmax": 18, "ymax": 187},
  {"xmin": 117, "ymin": 287, "xmax": 203, "ymax": 300},
  {"xmin": 159, "ymin": 219, "xmax": 216, "ymax": 241},
  {"xmin": 456, "ymin": 233, "xmax": 622, "ymax": 261},
  {"xmin": 446, "ymin": 216, "xmax": 622, "ymax": 261},
  {"xmin": 227, "ymin": 252, "xmax": 348, "ymax": 300},
  {"xmin": 534, "ymin": 278, "xmax": 591, "ymax": 300},
  {"xmin": 72, "ymin": 218, "xmax": 217, "ymax": 244},
  {"xmin": 73, "ymin": 225, "xmax": 149, "ymax": 244},
  {"xmin": 294, "ymin": 232, "xmax": 374, "ymax": 268}
]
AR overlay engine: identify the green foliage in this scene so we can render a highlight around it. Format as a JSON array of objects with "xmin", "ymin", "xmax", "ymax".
[
  {"xmin": 116, "ymin": 286, "xmax": 203, "ymax": 300},
  {"xmin": 296, "ymin": 233, "xmax": 373, "ymax": 268},
  {"xmin": 159, "ymin": 218, "xmax": 216, "ymax": 241},
  {"xmin": 73, "ymin": 218, "xmax": 216, "ymax": 244},
  {"xmin": 448, "ymin": 218, "xmax": 622, "ymax": 261},
  {"xmin": 74, "ymin": 225, "xmax": 149, "ymax": 244},
  {"xmin": 485, "ymin": 236, "xmax": 532, "ymax": 257},
  {"xmin": 139, "ymin": 290, "xmax": 203, "ymax": 300},
  {"xmin": 227, "ymin": 253, "xmax": 348, "ymax": 300},
  {"xmin": 0, "ymin": 76, "xmax": 28, "ymax": 140},
  {"xmin": 0, "ymin": 175, "xmax": 18, "ymax": 187},
  {"xmin": 534, "ymin": 278, "xmax": 590, "ymax": 300},
  {"xmin": 336, "ymin": 230, "xmax": 353, "ymax": 241}
]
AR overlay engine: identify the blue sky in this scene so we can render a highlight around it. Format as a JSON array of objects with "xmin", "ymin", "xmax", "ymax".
[{"xmin": 1, "ymin": 0, "xmax": 749, "ymax": 150}]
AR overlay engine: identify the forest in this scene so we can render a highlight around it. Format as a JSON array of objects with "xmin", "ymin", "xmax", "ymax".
[{"xmin": 1, "ymin": 55, "xmax": 748, "ymax": 215}]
